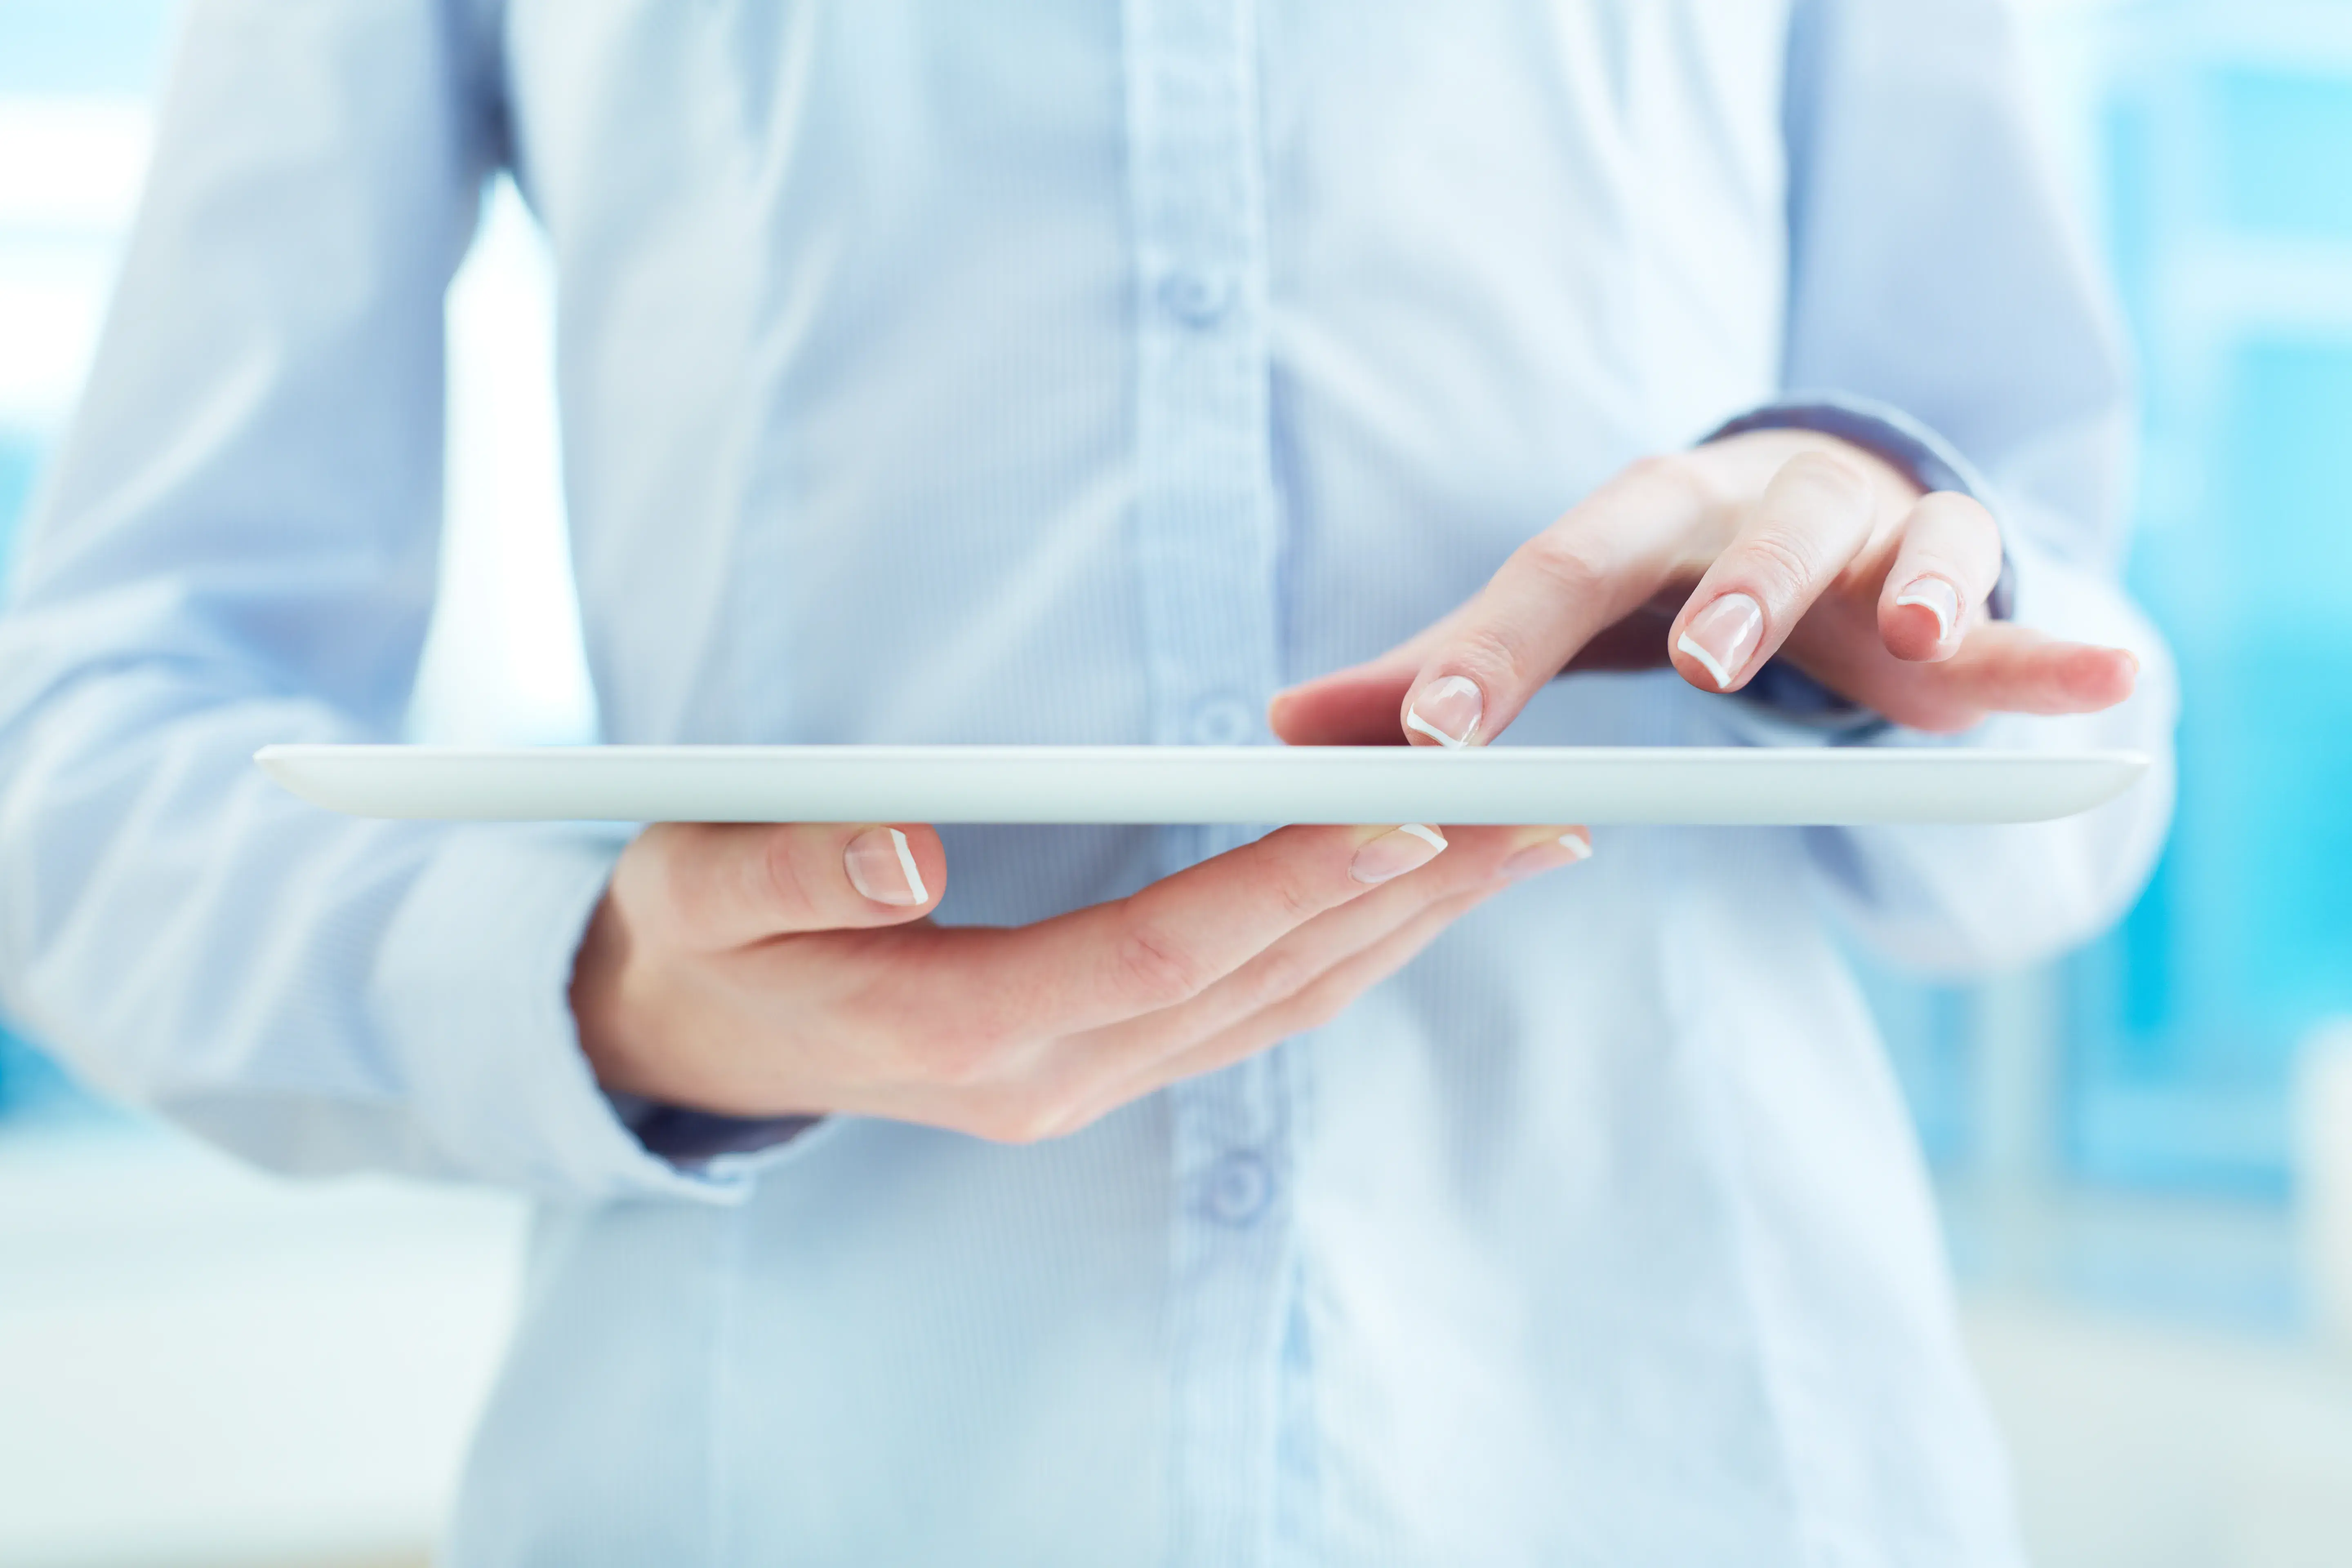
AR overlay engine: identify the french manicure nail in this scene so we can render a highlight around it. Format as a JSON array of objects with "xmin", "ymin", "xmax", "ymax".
[
  {"xmin": 1677, "ymin": 592, "xmax": 1764, "ymax": 690},
  {"xmin": 1499, "ymin": 831, "xmax": 1595, "ymax": 881},
  {"xmin": 1404, "ymin": 675, "xmax": 1483, "ymax": 749},
  {"xmin": 1352, "ymin": 823, "xmax": 1448, "ymax": 884},
  {"xmin": 1894, "ymin": 575, "xmax": 1961, "ymax": 643},
  {"xmin": 846, "ymin": 826, "xmax": 929, "ymax": 906}
]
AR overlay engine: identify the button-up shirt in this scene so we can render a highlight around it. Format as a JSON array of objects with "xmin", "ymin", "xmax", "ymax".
[{"xmin": 0, "ymin": 2, "xmax": 2175, "ymax": 1563}]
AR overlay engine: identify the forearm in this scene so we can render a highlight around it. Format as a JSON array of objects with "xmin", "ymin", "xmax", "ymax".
[{"xmin": 0, "ymin": 660, "xmax": 728, "ymax": 1200}]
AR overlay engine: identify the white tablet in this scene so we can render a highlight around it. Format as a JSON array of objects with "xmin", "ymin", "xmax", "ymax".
[{"xmin": 254, "ymin": 744, "xmax": 2148, "ymax": 827}]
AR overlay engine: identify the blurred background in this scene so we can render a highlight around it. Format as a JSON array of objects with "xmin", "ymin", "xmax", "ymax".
[{"xmin": 2, "ymin": 1, "xmax": 2350, "ymax": 1564}]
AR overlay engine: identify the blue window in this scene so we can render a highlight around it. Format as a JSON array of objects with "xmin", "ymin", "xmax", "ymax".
[
  {"xmin": 2214, "ymin": 68, "xmax": 2352, "ymax": 240},
  {"xmin": 0, "ymin": 428, "xmax": 66, "ymax": 1116},
  {"xmin": 1866, "ymin": 23, "xmax": 2352, "ymax": 1216},
  {"xmin": 0, "ymin": 431, "xmax": 36, "ymax": 555}
]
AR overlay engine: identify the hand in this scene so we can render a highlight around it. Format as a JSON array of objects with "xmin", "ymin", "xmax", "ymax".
[
  {"xmin": 1267, "ymin": 430, "xmax": 2140, "ymax": 748},
  {"xmin": 572, "ymin": 817, "xmax": 1591, "ymax": 1142}
]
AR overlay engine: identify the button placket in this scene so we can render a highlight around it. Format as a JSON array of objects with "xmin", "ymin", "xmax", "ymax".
[
  {"xmin": 1203, "ymin": 1151, "xmax": 1275, "ymax": 1226},
  {"xmin": 1123, "ymin": 0, "xmax": 1295, "ymax": 1562}
]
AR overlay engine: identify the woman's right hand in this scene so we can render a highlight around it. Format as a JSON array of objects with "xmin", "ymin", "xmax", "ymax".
[{"xmin": 571, "ymin": 817, "xmax": 1591, "ymax": 1143}]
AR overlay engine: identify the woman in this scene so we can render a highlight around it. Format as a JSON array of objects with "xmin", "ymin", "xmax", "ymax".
[{"xmin": 0, "ymin": 2, "xmax": 2171, "ymax": 1562}]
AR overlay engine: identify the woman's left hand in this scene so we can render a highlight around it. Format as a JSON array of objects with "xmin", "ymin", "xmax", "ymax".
[{"xmin": 1268, "ymin": 430, "xmax": 2142, "ymax": 749}]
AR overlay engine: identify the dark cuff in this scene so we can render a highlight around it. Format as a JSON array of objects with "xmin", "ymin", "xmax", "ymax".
[{"xmin": 607, "ymin": 1091, "xmax": 824, "ymax": 1165}]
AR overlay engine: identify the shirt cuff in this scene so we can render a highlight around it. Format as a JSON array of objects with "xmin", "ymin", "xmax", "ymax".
[
  {"xmin": 607, "ymin": 1093, "xmax": 827, "ymax": 1164},
  {"xmin": 1699, "ymin": 390, "xmax": 2017, "ymax": 734},
  {"xmin": 366, "ymin": 822, "xmax": 831, "ymax": 1201}
]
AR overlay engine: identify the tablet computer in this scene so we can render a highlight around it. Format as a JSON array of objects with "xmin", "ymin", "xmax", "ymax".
[{"xmin": 255, "ymin": 744, "xmax": 2149, "ymax": 827}]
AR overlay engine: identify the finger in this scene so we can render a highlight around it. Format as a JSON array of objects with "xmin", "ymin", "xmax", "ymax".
[
  {"xmin": 1666, "ymin": 449, "xmax": 1883, "ymax": 694},
  {"xmin": 1389, "ymin": 459, "xmax": 1714, "ymax": 749},
  {"xmin": 1267, "ymin": 667, "xmax": 1417, "ymax": 747},
  {"xmin": 1268, "ymin": 606, "xmax": 1698, "ymax": 747},
  {"xmin": 1268, "ymin": 598, "xmax": 1686, "ymax": 747},
  {"xmin": 1267, "ymin": 607, "xmax": 1470, "ymax": 747},
  {"xmin": 1070, "ymin": 824, "xmax": 1587, "ymax": 1067},
  {"xmin": 1129, "ymin": 880, "xmax": 1506, "ymax": 1102},
  {"xmin": 1853, "ymin": 623, "xmax": 2141, "ymax": 731},
  {"xmin": 634, "ymin": 821, "xmax": 945, "ymax": 949},
  {"xmin": 912, "ymin": 876, "xmax": 1510, "ymax": 1147},
  {"xmin": 912, "ymin": 821, "xmax": 1454, "ymax": 1044},
  {"xmin": 1877, "ymin": 491, "xmax": 2005, "ymax": 663},
  {"xmin": 1044, "ymin": 828, "xmax": 1590, "ymax": 1135}
]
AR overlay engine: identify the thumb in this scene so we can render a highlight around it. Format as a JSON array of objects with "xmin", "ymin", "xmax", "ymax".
[
  {"xmin": 1267, "ymin": 666, "xmax": 1418, "ymax": 747},
  {"xmin": 1270, "ymin": 614, "xmax": 1466, "ymax": 747}
]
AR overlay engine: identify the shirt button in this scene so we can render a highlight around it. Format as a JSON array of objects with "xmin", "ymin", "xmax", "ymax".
[
  {"xmin": 1159, "ymin": 267, "xmax": 1233, "ymax": 328},
  {"xmin": 1189, "ymin": 693, "xmax": 1255, "ymax": 746},
  {"xmin": 1203, "ymin": 1152, "xmax": 1274, "ymax": 1227}
]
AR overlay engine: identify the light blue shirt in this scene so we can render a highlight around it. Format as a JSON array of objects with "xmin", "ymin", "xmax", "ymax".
[{"xmin": 0, "ymin": 2, "xmax": 2176, "ymax": 1563}]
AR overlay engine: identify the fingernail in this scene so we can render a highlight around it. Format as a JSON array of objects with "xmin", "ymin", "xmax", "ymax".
[
  {"xmin": 1499, "ymin": 831, "xmax": 1594, "ymax": 881},
  {"xmin": 1677, "ymin": 592, "xmax": 1764, "ymax": 690},
  {"xmin": 1404, "ymin": 675, "xmax": 1483, "ymax": 748},
  {"xmin": 1894, "ymin": 575, "xmax": 1961, "ymax": 643},
  {"xmin": 1352, "ymin": 823, "xmax": 1448, "ymax": 884},
  {"xmin": 846, "ymin": 826, "xmax": 929, "ymax": 906}
]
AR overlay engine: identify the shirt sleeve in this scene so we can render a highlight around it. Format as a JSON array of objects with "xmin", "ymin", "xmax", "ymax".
[
  {"xmin": 0, "ymin": 0, "xmax": 772, "ymax": 1201},
  {"xmin": 1690, "ymin": 0, "xmax": 2180, "ymax": 976}
]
